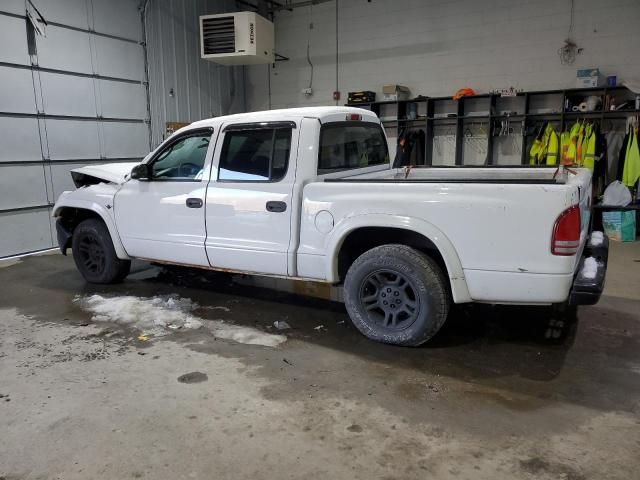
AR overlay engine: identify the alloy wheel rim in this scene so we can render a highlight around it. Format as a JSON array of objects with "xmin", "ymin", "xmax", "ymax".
[
  {"xmin": 78, "ymin": 234, "xmax": 106, "ymax": 274},
  {"xmin": 359, "ymin": 269, "xmax": 421, "ymax": 331}
]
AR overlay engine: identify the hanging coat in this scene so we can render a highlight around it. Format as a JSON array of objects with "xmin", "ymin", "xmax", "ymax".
[
  {"xmin": 565, "ymin": 121, "xmax": 581, "ymax": 164},
  {"xmin": 392, "ymin": 129, "xmax": 414, "ymax": 168},
  {"xmin": 545, "ymin": 124, "xmax": 560, "ymax": 165},
  {"xmin": 560, "ymin": 129, "xmax": 571, "ymax": 164},
  {"xmin": 605, "ymin": 130, "xmax": 623, "ymax": 183},
  {"xmin": 617, "ymin": 129, "xmax": 631, "ymax": 182}
]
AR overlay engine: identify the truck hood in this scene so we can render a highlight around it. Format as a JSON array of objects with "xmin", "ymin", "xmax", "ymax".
[{"xmin": 71, "ymin": 162, "xmax": 140, "ymax": 187}]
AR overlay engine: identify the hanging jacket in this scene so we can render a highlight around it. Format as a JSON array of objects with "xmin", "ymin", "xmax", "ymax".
[
  {"xmin": 576, "ymin": 122, "xmax": 586, "ymax": 165},
  {"xmin": 622, "ymin": 128, "xmax": 640, "ymax": 188},
  {"xmin": 605, "ymin": 130, "xmax": 624, "ymax": 183},
  {"xmin": 560, "ymin": 129, "xmax": 571, "ymax": 164},
  {"xmin": 565, "ymin": 121, "xmax": 581, "ymax": 164},
  {"xmin": 392, "ymin": 129, "xmax": 414, "ymax": 168},
  {"xmin": 582, "ymin": 124, "xmax": 597, "ymax": 170},
  {"xmin": 529, "ymin": 123, "xmax": 559, "ymax": 165},
  {"xmin": 529, "ymin": 125, "xmax": 544, "ymax": 165},
  {"xmin": 617, "ymin": 129, "xmax": 631, "ymax": 182},
  {"xmin": 545, "ymin": 124, "xmax": 560, "ymax": 165},
  {"xmin": 409, "ymin": 130, "xmax": 425, "ymax": 166}
]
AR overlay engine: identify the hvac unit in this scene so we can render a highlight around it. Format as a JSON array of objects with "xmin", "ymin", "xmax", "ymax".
[{"xmin": 199, "ymin": 11, "xmax": 274, "ymax": 65}]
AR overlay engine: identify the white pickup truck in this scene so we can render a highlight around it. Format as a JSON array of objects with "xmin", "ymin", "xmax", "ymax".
[{"xmin": 53, "ymin": 106, "xmax": 608, "ymax": 346}]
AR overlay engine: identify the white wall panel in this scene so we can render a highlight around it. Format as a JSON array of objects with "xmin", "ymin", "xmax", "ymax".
[
  {"xmin": 1, "ymin": 0, "xmax": 26, "ymax": 15},
  {"xmin": 0, "ymin": 209, "xmax": 53, "ymax": 257},
  {"xmin": 101, "ymin": 122, "xmax": 149, "ymax": 158},
  {"xmin": 97, "ymin": 80, "xmax": 146, "ymax": 119},
  {"xmin": 0, "ymin": 15, "xmax": 30, "ymax": 65},
  {"xmin": 94, "ymin": 36, "xmax": 144, "ymax": 80},
  {"xmin": 40, "ymin": 72, "xmax": 97, "ymax": 117},
  {"xmin": 0, "ymin": 67, "xmax": 37, "ymax": 114},
  {"xmin": 0, "ymin": 118, "xmax": 43, "ymax": 162},
  {"xmin": 45, "ymin": 120, "xmax": 100, "ymax": 160},
  {"xmin": 91, "ymin": 0, "xmax": 141, "ymax": 41},
  {"xmin": 31, "ymin": 0, "xmax": 90, "ymax": 30},
  {"xmin": 0, "ymin": 165, "xmax": 49, "ymax": 210},
  {"xmin": 36, "ymin": 26, "xmax": 93, "ymax": 73},
  {"xmin": 49, "ymin": 162, "xmax": 83, "ymax": 198}
]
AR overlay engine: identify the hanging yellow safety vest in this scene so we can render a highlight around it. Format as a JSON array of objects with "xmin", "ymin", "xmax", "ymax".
[
  {"xmin": 529, "ymin": 123, "xmax": 559, "ymax": 165},
  {"xmin": 565, "ymin": 121, "xmax": 580, "ymax": 165},
  {"xmin": 622, "ymin": 128, "xmax": 640, "ymax": 187},
  {"xmin": 576, "ymin": 122, "xmax": 586, "ymax": 165},
  {"xmin": 582, "ymin": 125, "xmax": 597, "ymax": 170},
  {"xmin": 560, "ymin": 130, "xmax": 570, "ymax": 164},
  {"xmin": 545, "ymin": 124, "xmax": 559, "ymax": 165},
  {"xmin": 529, "ymin": 126, "xmax": 543, "ymax": 165}
]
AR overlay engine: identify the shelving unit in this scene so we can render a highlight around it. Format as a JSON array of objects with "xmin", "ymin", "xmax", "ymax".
[{"xmin": 347, "ymin": 86, "xmax": 640, "ymax": 166}]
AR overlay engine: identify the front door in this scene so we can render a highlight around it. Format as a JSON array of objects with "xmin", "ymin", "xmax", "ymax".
[
  {"xmin": 114, "ymin": 128, "xmax": 214, "ymax": 266},
  {"xmin": 205, "ymin": 121, "xmax": 299, "ymax": 276}
]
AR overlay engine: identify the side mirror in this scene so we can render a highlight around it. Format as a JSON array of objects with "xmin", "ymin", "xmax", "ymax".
[{"xmin": 130, "ymin": 163, "xmax": 151, "ymax": 181}]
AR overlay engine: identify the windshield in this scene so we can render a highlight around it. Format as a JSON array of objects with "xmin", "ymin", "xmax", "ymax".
[{"xmin": 318, "ymin": 122, "xmax": 389, "ymax": 174}]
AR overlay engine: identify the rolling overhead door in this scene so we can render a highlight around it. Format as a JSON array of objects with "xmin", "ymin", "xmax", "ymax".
[{"xmin": 0, "ymin": 0, "xmax": 149, "ymax": 258}]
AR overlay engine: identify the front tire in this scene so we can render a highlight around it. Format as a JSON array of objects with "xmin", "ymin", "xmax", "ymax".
[
  {"xmin": 344, "ymin": 244, "xmax": 450, "ymax": 346},
  {"xmin": 71, "ymin": 218, "xmax": 131, "ymax": 284}
]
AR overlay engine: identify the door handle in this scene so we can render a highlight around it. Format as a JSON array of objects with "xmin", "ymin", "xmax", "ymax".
[
  {"xmin": 266, "ymin": 201, "xmax": 287, "ymax": 213},
  {"xmin": 186, "ymin": 198, "xmax": 203, "ymax": 208}
]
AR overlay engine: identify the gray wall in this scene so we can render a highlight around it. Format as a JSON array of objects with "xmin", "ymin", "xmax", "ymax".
[{"xmin": 146, "ymin": 0, "xmax": 245, "ymax": 147}]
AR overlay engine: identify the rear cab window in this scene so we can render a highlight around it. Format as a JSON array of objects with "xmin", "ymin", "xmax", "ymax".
[{"xmin": 318, "ymin": 122, "xmax": 389, "ymax": 175}]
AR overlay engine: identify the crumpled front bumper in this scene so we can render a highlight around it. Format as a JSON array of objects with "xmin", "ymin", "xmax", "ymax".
[{"xmin": 568, "ymin": 233, "xmax": 609, "ymax": 306}]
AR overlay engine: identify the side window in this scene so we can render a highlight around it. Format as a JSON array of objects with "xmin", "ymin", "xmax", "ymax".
[
  {"xmin": 151, "ymin": 132, "xmax": 211, "ymax": 180},
  {"xmin": 218, "ymin": 128, "xmax": 292, "ymax": 182}
]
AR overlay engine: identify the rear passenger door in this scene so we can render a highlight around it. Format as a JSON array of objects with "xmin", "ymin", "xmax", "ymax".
[{"xmin": 205, "ymin": 121, "xmax": 299, "ymax": 276}]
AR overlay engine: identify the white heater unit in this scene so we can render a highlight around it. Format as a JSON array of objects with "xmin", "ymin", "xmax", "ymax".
[{"xmin": 200, "ymin": 11, "xmax": 274, "ymax": 65}]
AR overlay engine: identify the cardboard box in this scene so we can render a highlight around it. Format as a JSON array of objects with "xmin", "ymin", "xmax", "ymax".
[
  {"xmin": 576, "ymin": 68, "xmax": 603, "ymax": 88},
  {"xmin": 382, "ymin": 84, "xmax": 410, "ymax": 101}
]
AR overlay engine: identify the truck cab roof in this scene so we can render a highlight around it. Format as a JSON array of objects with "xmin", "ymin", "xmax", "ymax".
[{"xmin": 187, "ymin": 106, "xmax": 379, "ymax": 131}]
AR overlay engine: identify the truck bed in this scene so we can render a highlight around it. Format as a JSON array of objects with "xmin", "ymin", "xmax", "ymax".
[{"xmin": 327, "ymin": 166, "xmax": 569, "ymax": 184}]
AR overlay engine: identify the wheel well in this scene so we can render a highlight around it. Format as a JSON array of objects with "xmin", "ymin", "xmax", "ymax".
[
  {"xmin": 57, "ymin": 207, "xmax": 103, "ymax": 232},
  {"xmin": 337, "ymin": 227, "xmax": 449, "ymax": 283}
]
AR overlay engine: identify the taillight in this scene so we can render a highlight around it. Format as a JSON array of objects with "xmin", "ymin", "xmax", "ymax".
[{"xmin": 551, "ymin": 205, "xmax": 581, "ymax": 256}]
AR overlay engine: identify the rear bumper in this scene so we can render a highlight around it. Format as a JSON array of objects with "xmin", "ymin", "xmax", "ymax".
[
  {"xmin": 568, "ymin": 234, "xmax": 609, "ymax": 306},
  {"xmin": 55, "ymin": 218, "xmax": 72, "ymax": 256}
]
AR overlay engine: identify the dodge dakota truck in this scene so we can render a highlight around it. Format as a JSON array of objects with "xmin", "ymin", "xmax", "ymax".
[{"xmin": 53, "ymin": 106, "xmax": 608, "ymax": 346}]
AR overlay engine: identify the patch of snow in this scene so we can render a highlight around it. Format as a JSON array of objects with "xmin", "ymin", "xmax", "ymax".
[
  {"xmin": 75, "ymin": 294, "xmax": 286, "ymax": 347},
  {"xmin": 76, "ymin": 294, "xmax": 202, "ymax": 333},
  {"xmin": 208, "ymin": 323, "xmax": 286, "ymax": 347},
  {"xmin": 590, "ymin": 231, "xmax": 604, "ymax": 247},
  {"xmin": 581, "ymin": 257, "xmax": 598, "ymax": 280}
]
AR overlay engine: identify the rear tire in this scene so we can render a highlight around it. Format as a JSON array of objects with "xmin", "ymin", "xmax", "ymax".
[
  {"xmin": 344, "ymin": 244, "xmax": 450, "ymax": 346},
  {"xmin": 71, "ymin": 218, "xmax": 131, "ymax": 284}
]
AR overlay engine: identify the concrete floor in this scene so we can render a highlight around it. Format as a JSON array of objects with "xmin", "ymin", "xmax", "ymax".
[{"xmin": 0, "ymin": 243, "xmax": 639, "ymax": 480}]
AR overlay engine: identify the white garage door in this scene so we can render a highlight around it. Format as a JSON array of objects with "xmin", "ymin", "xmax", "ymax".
[{"xmin": 0, "ymin": 0, "xmax": 149, "ymax": 258}]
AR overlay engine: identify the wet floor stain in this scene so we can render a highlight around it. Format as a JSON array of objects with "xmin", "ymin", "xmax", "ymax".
[{"xmin": 177, "ymin": 371, "xmax": 208, "ymax": 384}]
